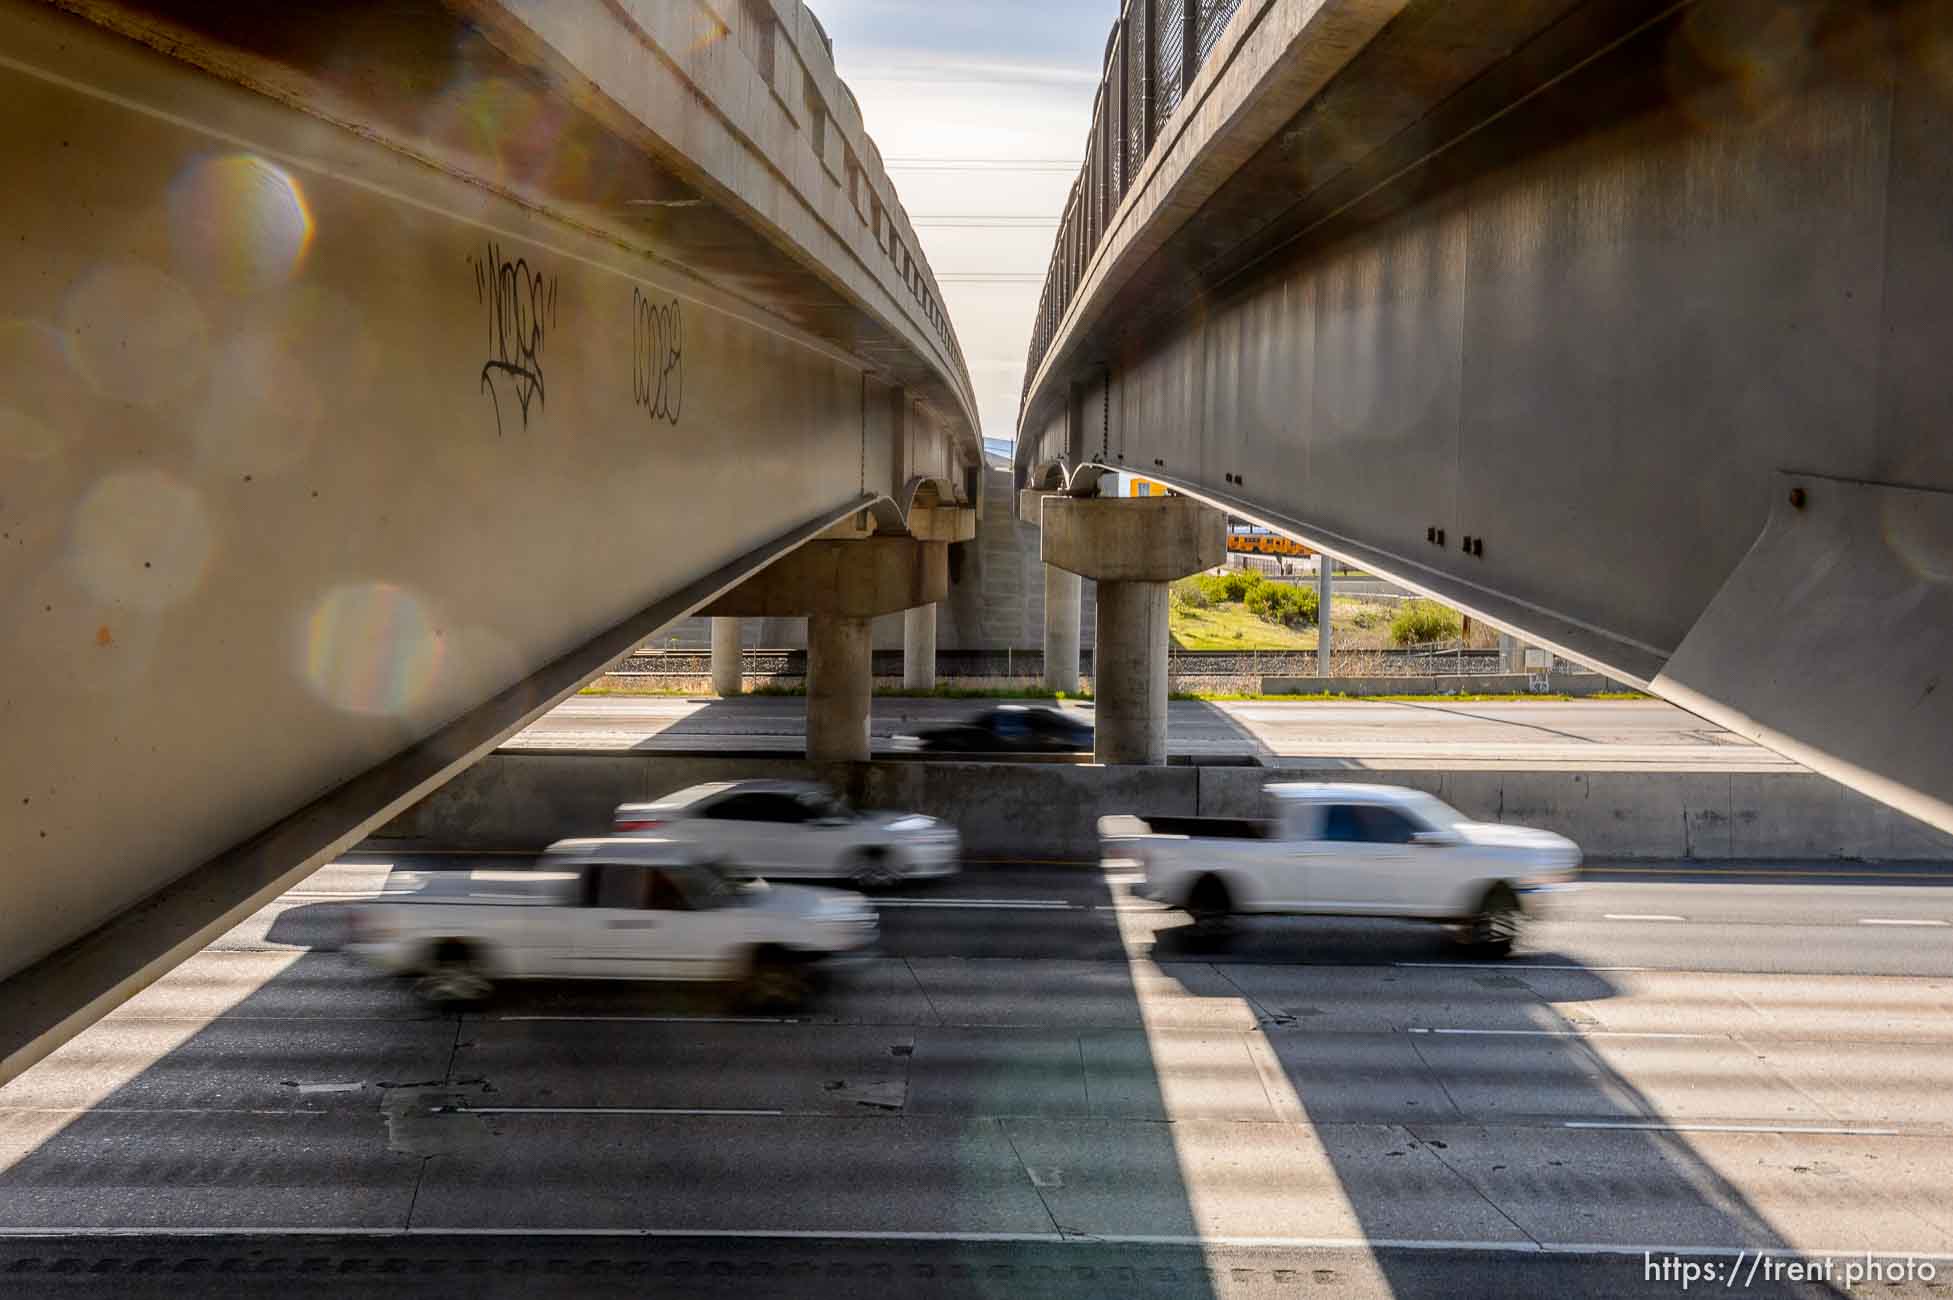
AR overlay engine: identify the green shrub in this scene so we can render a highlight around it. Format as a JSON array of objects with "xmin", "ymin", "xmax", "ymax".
[
  {"xmin": 1179, "ymin": 570, "xmax": 1270, "ymax": 605},
  {"xmin": 1246, "ymin": 581, "xmax": 1317, "ymax": 628},
  {"xmin": 1292, "ymin": 583, "xmax": 1319, "ymax": 624},
  {"xmin": 1219, "ymin": 570, "xmax": 1263, "ymax": 601},
  {"xmin": 1390, "ymin": 598, "xmax": 1462, "ymax": 645},
  {"xmin": 1184, "ymin": 573, "xmax": 1230, "ymax": 604}
]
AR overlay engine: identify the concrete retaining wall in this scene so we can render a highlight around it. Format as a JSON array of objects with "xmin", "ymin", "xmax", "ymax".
[
  {"xmin": 370, "ymin": 755, "xmax": 1953, "ymax": 863},
  {"xmin": 1262, "ymin": 673, "xmax": 1628, "ymax": 697}
]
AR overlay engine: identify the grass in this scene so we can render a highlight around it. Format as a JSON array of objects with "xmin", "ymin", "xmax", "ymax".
[
  {"xmin": 1168, "ymin": 589, "xmax": 1412, "ymax": 651},
  {"xmin": 577, "ymin": 685, "xmax": 705, "ymax": 697},
  {"xmin": 1169, "ymin": 600, "xmax": 1316, "ymax": 650}
]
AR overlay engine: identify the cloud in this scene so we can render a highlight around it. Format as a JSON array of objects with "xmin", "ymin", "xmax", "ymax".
[{"xmin": 813, "ymin": 0, "xmax": 1111, "ymax": 440}]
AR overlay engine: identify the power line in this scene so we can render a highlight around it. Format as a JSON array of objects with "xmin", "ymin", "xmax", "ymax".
[
  {"xmin": 885, "ymin": 158, "xmax": 1080, "ymax": 172},
  {"xmin": 913, "ymin": 217, "xmax": 1061, "ymax": 229}
]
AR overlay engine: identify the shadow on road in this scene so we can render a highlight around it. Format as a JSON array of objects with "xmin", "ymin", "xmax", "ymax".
[
  {"xmin": 0, "ymin": 874, "xmax": 1224, "ymax": 1300},
  {"xmin": 1135, "ymin": 907, "xmax": 1846, "ymax": 1299}
]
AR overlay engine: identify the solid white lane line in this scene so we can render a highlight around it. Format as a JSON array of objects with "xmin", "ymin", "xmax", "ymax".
[
  {"xmin": 1859, "ymin": 918, "xmax": 1949, "ymax": 927},
  {"xmin": 6, "ymin": 1228, "xmax": 1950, "ymax": 1261},
  {"xmin": 441, "ymin": 1107, "xmax": 784, "ymax": 1117},
  {"xmin": 1563, "ymin": 1121, "xmax": 1902, "ymax": 1136},
  {"xmin": 1603, "ymin": 913, "xmax": 1685, "ymax": 922},
  {"xmin": 1408, "ymin": 1028, "xmax": 1718, "ymax": 1040}
]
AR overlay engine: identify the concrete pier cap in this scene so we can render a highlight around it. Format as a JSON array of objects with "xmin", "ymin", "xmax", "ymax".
[
  {"xmin": 702, "ymin": 537, "xmax": 947, "ymax": 761},
  {"xmin": 699, "ymin": 537, "xmax": 947, "ymax": 619},
  {"xmin": 1039, "ymin": 493, "xmax": 1225, "ymax": 581}
]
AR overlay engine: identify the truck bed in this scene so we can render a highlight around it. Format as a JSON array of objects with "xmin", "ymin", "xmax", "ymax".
[{"xmin": 1127, "ymin": 815, "xmax": 1276, "ymax": 840}]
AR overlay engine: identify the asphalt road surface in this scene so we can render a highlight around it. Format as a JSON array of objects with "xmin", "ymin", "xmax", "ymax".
[
  {"xmin": 514, "ymin": 697, "xmax": 1800, "ymax": 771},
  {"xmin": 4, "ymin": 860, "xmax": 1949, "ymax": 1298}
]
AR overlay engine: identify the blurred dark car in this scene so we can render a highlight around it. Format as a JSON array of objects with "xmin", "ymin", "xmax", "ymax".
[{"xmin": 910, "ymin": 705, "xmax": 1094, "ymax": 754}]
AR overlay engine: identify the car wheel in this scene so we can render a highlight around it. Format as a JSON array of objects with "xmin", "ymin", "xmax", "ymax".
[
  {"xmin": 741, "ymin": 950, "xmax": 811, "ymax": 1011},
  {"xmin": 1464, "ymin": 884, "xmax": 1524, "ymax": 956},
  {"xmin": 415, "ymin": 941, "xmax": 492, "ymax": 1006},
  {"xmin": 1186, "ymin": 876, "xmax": 1234, "ymax": 947},
  {"xmin": 850, "ymin": 852, "xmax": 903, "ymax": 892}
]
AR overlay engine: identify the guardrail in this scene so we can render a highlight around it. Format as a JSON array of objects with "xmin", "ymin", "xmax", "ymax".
[{"xmin": 1022, "ymin": 0, "xmax": 1244, "ymax": 402}]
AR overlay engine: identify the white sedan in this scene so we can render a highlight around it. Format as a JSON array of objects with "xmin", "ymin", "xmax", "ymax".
[{"xmin": 613, "ymin": 780, "xmax": 961, "ymax": 889}]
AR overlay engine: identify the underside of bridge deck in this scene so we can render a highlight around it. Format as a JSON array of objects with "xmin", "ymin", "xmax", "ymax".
[
  {"xmin": 1017, "ymin": 0, "xmax": 1953, "ymax": 837},
  {"xmin": 0, "ymin": 0, "xmax": 978, "ymax": 1081}
]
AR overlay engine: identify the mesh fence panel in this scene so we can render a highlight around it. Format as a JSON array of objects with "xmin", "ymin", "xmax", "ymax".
[
  {"xmin": 1125, "ymin": 5, "xmax": 1147, "ymax": 185},
  {"xmin": 1106, "ymin": 37, "xmax": 1124, "ymax": 202},
  {"xmin": 1155, "ymin": 0, "xmax": 1186, "ymax": 121},
  {"xmin": 1197, "ymin": 0, "xmax": 1241, "ymax": 61}
]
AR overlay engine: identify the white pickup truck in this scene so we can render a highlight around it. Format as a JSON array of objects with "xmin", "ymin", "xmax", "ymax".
[
  {"xmin": 1102, "ymin": 782, "xmax": 1579, "ymax": 953},
  {"xmin": 345, "ymin": 837, "xmax": 878, "ymax": 1006}
]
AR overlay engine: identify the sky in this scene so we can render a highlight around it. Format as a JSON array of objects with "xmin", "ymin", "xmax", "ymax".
[{"xmin": 809, "ymin": 1, "xmax": 1115, "ymax": 449}]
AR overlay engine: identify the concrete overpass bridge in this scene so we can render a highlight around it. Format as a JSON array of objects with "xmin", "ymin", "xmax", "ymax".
[
  {"xmin": 0, "ymin": 0, "xmax": 977, "ymax": 1080},
  {"xmin": 1015, "ymin": 0, "xmax": 1953, "ymax": 831}
]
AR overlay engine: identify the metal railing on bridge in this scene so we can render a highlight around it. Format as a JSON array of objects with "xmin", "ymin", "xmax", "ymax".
[{"xmin": 1022, "ymin": 0, "xmax": 1243, "ymax": 402}]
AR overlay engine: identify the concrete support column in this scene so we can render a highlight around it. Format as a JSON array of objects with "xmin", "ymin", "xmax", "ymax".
[
  {"xmin": 1499, "ymin": 632, "xmax": 1521, "ymax": 674},
  {"xmin": 903, "ymin": 603, "xmax": 937, "ymax": 690},
  {"xmin": 1316, "ymin": 558, "xmax": 1334, "ymax": 677},
  {"xmin": 1043, "ymin": 564, "xmax": 1082, "ymax": 694},
  {"xmin": 807, "ymin": 615, "xmax": 872, "ymax": 762},
  {"xmin": 701, "ymin": 537, "xmax": 947, "ymax": 763},
  {"xmin": 1093, "ymin": 580, "xmax": 1170, "ymax": 764},
  {"xmin": 1038, "ymin": 493, "xmax": 1224, "ymax": 765},
  {"xmin": 710, "ymin": 617, "xmax": 743, "ymax": 697}
]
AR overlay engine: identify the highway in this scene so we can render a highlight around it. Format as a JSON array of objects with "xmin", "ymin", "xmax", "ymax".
[
  {"xmin": 518, "ymin": 697, "xmax": 1800, "ymax": 771},
  {"xmin": 3, "ymin": 859, "xmax": 1949, "ymax": 1297}
]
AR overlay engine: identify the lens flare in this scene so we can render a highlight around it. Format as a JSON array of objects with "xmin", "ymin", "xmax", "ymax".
[
  {"xmin": 302, "ymin": 582, "xmax": 443, "ymax": 716},
  {"xmin": 169, "ymin": 154, "xmax": 314, "ymax": 295},
  {"xmin": 68, "ymin": 469, "xmax": 213, "ymax": 612},
  {"xmin": 192, "ymin": 333, "xmax": 323, "ymax": 476},
  {"xmin": 60, "ymin": 263, "xmax": 209, "ymax": 407}
]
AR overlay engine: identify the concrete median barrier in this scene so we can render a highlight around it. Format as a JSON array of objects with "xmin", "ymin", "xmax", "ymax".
[{"xmin": 367, "ymin": 753, "xmax": 1953, "ymax": 864}]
